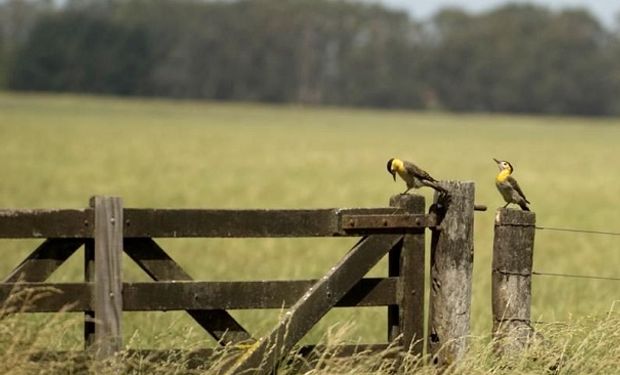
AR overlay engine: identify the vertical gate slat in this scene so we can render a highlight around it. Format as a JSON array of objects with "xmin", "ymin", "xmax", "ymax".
[
  {"xmin": 92, "ymin": 196, "xmax": 123, "ymax": 359},
  {"xmin": 84, "ymin": 239, "xmax": 95, "ymax": 348},
  {"xmin": 388, "ymin": 194, "xmax": 425, "ymax": 355}
]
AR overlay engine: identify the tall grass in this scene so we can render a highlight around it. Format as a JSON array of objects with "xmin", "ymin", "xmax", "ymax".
[{"xmin": 1, "ymin": 92, "xmax": 620, "ymax": 372}]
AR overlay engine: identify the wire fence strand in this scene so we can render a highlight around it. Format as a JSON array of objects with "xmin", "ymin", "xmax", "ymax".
[
  {"xmin": 535, "ymin": 226, "xmax": 620, "ymax": 237},
  {"xmin": 533, "ymin": 271, "xmax": 620, "ymax": 282}
]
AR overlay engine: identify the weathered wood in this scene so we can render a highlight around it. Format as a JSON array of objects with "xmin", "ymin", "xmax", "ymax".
[
  {"xmin": 387, "ymin": 194, "xmax": 425, "ymax": 356},
  {"xmin": 428, "ymin": 181, "xmax": 475, "ymax": 366},
  {"xmin": 123, "ymin": 238, "xmax": 252, "ymax": 345},
  {"xmin": 124, "ymin": 209, "xmax": 341, "ymax": 238},
  {"xmin": 84, "ymin": 239, "xmax": 95, "ymax": 348},
  {"xmin": 0, "ymin": 207, "xmax": 437, "ymax": 239},
  {"xmin": 0, "ymin": 282, "xmax": 90, "ymax": 311},
  {"xmin": 2, "ymin": 238, "xmax": 83, "ymax": 282},
  {"xmin": 123, "ymin": 278, "xmax": 396, "ymax": 310},
  {"xmin": 0, "ymin": 209, "xmax": 92, "ymax": 238},
  {"xmin": 92, "ymin": 196, "xmax": 123, "ymax": 359},
  {"xmin": 492, "ymin": 208, "xmax": 536, "ymax": 355},
  {"xmin": 224, "ymin": 234, "xmax": 403, "ymax": 375},
  {"xmin": 123, "ymin": 208, "xmax": 435, "ymax": 238},
  {"xmin": 0, "ymin": 278, "xmax": 397, "ymax": 312},
  {"xmin": 340, "ymin": 213, "xmax": 435, "ymax": 231}
]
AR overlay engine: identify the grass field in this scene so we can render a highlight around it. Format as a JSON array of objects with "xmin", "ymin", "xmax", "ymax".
[{"xmin": 1, "ymin": 92, "xmax": 620, "ymax": 373}]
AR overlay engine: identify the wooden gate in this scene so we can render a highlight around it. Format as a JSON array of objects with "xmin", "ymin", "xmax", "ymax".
[{"xmin": 0, "ymin": 182, "xmax": 476, "ymax": 373}]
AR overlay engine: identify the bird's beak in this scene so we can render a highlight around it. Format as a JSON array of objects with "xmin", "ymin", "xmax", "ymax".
[
  {"xmin": 391, "ymin": 171, "xmax": 396, "ymax": 181},
  {"xmin": 493, "ymin": 158, "xmax": 500, "ymax": 164}
]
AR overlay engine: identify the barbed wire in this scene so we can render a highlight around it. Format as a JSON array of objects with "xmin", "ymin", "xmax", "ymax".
[
  {"xmin": 535, "ymin": 226, "xmax": 620, "ymax": 237},
  {"xmin": 533, "ymin": 271, "xmax": 620, "ymax": 282}
]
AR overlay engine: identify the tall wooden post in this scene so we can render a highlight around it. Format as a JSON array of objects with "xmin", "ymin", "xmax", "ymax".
[
  {"xmin": 388, "ymin": 194, "xmax": 425, "ymax": 356},
  {"xmin": 492, "ymin": 208, "xmax": 535, "ymax": 355},
  {"xmin": 90, "ymin": 196, "xmax": 123, "ymax": 359},
  {"xmin": 428, "ymin": 181, "xmax": 475, "ymax": 366}
]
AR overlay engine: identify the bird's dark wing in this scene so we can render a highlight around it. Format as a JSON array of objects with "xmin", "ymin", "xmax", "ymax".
[
  {"xmin": 404, "ymin": 161, "xmax": 437, "ymax": 182},
  {"xmin": 507, "ymin": 176, "xmax": 530, "ymax": 203}
]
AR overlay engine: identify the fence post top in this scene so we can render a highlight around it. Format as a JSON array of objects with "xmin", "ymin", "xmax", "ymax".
[
  {"xmin": 495, "ymin": 208, "xmax": 536, "ymax": 226},
  {"xmin": 389, "ymin": 194, "xmax": 425, "ymax": 209},
  {"xmin": 89, "ymin": 196, "xmax": 123, "ymax": 208}
]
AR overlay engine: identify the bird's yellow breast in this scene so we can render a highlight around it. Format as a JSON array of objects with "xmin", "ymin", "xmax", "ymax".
[{"xmin": 496, "ymin": 169, "xmax": 511, "ymax": 183}]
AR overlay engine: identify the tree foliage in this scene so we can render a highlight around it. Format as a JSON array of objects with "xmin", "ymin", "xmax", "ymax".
[{"xmin": 2, "ymin": 0, "xmax": 620, "ymax": 116}]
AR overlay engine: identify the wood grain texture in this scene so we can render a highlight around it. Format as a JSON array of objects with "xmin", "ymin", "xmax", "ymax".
[
  {"xmin": 428, "ymin": 181, "xmax": 475, "ymax": 366},
  {"xmin": 224, "ymin": 234, "xmax": 403, "ymax": 375},
  {"xmin": 492, "ymin": 208, "xmax": 536, "ymax": 355},
  {"xmin": 93, "ymin": 196, "xmax": 123, "ymax": 359},
  {"xmin": 123, "ymin": 238, "xmax": 252, "ymax": 345},
  {"xmin": 387, "ymin": 194, "xmax": 425, "ymax": 356}
]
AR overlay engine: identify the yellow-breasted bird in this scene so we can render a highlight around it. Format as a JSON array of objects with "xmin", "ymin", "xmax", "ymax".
[
  {"xmin": 387, "ymin": 158, "xmax": 447, "ymax": 194},
  {"xmin": 494, "ymin": 158, "xmax": 530, "ymax": 211}
]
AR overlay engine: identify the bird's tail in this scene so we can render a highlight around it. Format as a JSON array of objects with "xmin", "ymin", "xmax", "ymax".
[
  {"xmin": 519, "ymin": 202, "xmax": 530, "ymax": 211},
  {"xmin": 423, "ymin": 180, "xmax": 448, "ymax": 194}
]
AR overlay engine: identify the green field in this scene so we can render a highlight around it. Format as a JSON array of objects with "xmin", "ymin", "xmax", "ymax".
[{"xmin": 1, "ymin": 92, "xmax": 620, "ymax": 373}]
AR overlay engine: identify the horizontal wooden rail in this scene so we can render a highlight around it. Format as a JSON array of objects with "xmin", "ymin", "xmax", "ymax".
[
  {"xmin": 0, "ymin": 208, "xmax": 435, "ymax": 238},
  {"xmin": 0, "ymin": 209, "xmax": 92, "ymax": 238},
  {"xmin": 0, "ymin": 278, "xmax": 397, "ymax": 312}
]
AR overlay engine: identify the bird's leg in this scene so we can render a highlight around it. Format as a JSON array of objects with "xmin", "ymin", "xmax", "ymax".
[
  {"xmin": 402, "ymin": 187, "xmax": 411, "ymax": 195},
  {"xmin": 503, "ymin": 202, "xmax": 509, "ymax": 208}
]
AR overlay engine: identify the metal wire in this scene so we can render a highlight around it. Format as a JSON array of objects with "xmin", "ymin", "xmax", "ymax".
[
  {"xmin": 533, "ymin": 271, "xmax": 620, "ymax": 282},
  {"xmin": 535, "ymin": 226, "xmax": 620, "ymax": 236}
]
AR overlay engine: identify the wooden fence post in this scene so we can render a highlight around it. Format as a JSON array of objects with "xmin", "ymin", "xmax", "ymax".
[
  {"xmin": 492, "ymin": 208, "xmax": 535, "ymax": 355},
  {"xmin": 428, "ymin": 181, "xmax": 475, "ymax": 366},
  {"xmin": 388, "ymin": 194, "xmax": 425, "ymax": 356},
  {"xmin": 90, "ymin": 196, "xmax": 123, "ymax": 359}
]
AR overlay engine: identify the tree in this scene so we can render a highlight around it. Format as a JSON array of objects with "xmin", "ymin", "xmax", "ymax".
[{"xmin": 9, "ymin": 10, "xmax": 153, "ymax": 94}]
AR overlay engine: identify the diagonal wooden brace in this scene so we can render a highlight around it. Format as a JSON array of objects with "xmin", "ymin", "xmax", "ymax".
[
  {"xmin": 223, "ymin": 234, "xmax": 403, "ymax": 375},
  {"xmin": 123, "ymin": 238, "xmax": 253, "ymax": 345},
  {"xmin": 3, "ymin": 238, "xmax": 84, "ymax": 282}
]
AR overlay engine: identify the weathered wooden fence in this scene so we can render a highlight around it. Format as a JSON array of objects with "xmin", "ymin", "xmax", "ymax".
[{"xmin": 0, "ymin": 181, "xmax": 476, "ymax": 373}]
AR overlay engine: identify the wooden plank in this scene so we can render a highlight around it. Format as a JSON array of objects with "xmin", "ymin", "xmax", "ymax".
[
  {"xmin": 123, "ymin": 208, "xmax": 434, "ymax": 238},
  {"xmin": 2, "ymin": 238, "xmax": 83, "ymax": 282},
  {"xmin": 123, "ymin": 238, "xmax": 252, "ymax": 345},
  {"xmin": 341, "ymin": 213, "xmax": 434, "ymax": 231},
  {"xmin": 224, "ymin": 234, "xmax": 403, "ymax": 375},
  {"xmin": 492, "ymin": 208, "xmax": 536, "ymax": 355},
  {"xmin": 387, "ymin": 194, "xmax": 425, "ymax": 356},
  {"xmin": 124, "ymin": 209, "xmax": 341, "ymax": 238},
  {"xmin": 428, "ymin": 181, "xmax": 475, "ymax": 367},
  {"xmin": 0, "ymin": 209, "xmax": 92, "ymax": 238},
  {"xmin": 84, "ymin": 239, "xmax": 95, "ymax": 348},
  {"xmin": 0, "ymin": 207, "xmax": 436, "ymax": 239},
  {"xmin": 124, "ymin": 278, "xmax": 397, "ymax": 310},
  {"xmin": 0, "ymin": 278, "xmax": 396, "ymax": 312},
  {"xmin": 0, "ymin": 282, "xmax": 90, "ymax": 312},
  {"xmin": 92, "ymin": 196, "xmax": 123, "ymax": 358}
]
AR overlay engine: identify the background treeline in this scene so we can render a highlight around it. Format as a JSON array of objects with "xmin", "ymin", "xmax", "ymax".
[{"xmin": 1, "ymin": 0, "xmax": 620, "ymax": 116}]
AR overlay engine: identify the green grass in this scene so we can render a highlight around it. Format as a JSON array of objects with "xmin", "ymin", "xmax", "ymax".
[{"xmin": 1, "ymin": 92, "xmax": 620, "ymax": 372}]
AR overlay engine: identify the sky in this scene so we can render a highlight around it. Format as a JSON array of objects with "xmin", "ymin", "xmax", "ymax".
[{"xmin": 373, "ymin": 0, "xmax": 619, "ymax": 26}]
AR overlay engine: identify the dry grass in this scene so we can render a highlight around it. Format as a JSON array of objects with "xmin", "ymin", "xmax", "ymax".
[{"xmin": 1, "ymin": 92, "xmax": 620, "ymax": 372}]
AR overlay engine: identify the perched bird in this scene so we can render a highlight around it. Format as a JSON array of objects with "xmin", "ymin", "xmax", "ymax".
[
  {"xmin": 494, "ymin": 158, "xmax": 530, "ymax": 211},
  {"xmin": 387, "ymin": 158, "xmax": 447, "ymax": 194}
]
